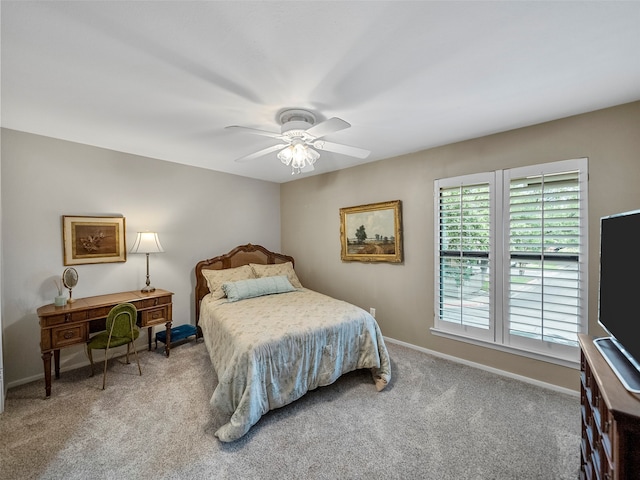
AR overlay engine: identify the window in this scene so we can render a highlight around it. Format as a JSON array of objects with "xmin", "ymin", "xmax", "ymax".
[
  {"xmin": 437, "ymin": 172, "xmax": 495, "ymax": 342},
  {"xmin": 434, "ymin": 159, "xmax": 588, "ymax": 365}
]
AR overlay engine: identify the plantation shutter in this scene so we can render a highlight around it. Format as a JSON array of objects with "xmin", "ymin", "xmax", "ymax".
[
  {"xmin": 506, "ymin": 167, "xmax": 584, "ymax": 348},
  {"xmin": 438, "ymin": 180, "xmax": 492, "ymax": 332}
]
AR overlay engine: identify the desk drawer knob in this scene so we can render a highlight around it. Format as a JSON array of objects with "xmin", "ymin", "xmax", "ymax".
[
  {"xmin": 65, "ymin": 314, "xmax": 71, "ymax": 323},
  {"xmin": 63, "ymin": 331, "xmax": 74, "ymax": 339}
]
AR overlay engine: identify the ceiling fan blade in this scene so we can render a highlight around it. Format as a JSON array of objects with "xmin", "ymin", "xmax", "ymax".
[
  {"xmin": 305, "ymin": 117, "xmax": 350, "ymax": 139},
  {"xmin": 235, "ymin": 144, "xmax": 287, "ymax": 163},
  {"xmin": 312, "ymin": 140, "xmax": 370, "ymax": 159},
  {"xmin": 225, "ymin": 125, "xmax": 283, "ymax": 139}
]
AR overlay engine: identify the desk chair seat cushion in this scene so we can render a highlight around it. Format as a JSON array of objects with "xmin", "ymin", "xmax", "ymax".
[
  {"xmin": 88, "ymin": 326, "xmax": 140, "ymax": 349},
  {"xmin": 87, "ymin": 302, "xmax": 140, "ymax": 350}
]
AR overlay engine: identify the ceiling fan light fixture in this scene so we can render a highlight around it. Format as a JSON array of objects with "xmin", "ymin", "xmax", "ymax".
[
  {"xmin": 306, "ymin": 146, "xmax": 320, "ymax": 163},
  {"xmin": 277, "ymin": 139, "xmax": 320, "ymax": 174},
  {"xmin": 278, "ymin": 145, "xmax": 293, "ymax": 166}
]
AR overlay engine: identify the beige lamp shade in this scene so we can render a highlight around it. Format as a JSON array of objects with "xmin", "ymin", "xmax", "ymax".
[
  {"xmin": 130, "ymin": 232, "xmax": 164, "ymax": 254},
  {"xmin": 130, "ymin": 232, "xmax": 164, "ymax": 292}
]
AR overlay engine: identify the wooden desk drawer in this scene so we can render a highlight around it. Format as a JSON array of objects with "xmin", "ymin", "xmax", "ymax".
[
  {"xmin": 139, "ymin": 295, "xmax": 171, "ymax": 309},
  {"xmin": 42, "ymin": 311, "xmax": 88, "ymax": 327},
  {"xmin": 52, "ymin": 324, "xmax": 87, "ymax": 348},
  {"xmin": 87, "ymin": 306, "xmax": 112, "ymax": 320},
  {"xmin": 141, "ymin": 305, "xmax": 170, "ymax": 327}
]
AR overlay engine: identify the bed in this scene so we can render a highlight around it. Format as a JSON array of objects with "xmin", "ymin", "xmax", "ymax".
[{"xmin": 195, "ymin": 244, "xmax": 391, "ymax": 442}]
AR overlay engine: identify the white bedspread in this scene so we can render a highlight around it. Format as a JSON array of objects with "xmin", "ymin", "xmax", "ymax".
[{"xmin": 199, "ymin": 288, "xmax": 391, "ymax": 442}]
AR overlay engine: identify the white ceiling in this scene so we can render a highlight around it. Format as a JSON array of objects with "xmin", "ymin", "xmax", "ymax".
[{"xmin": 2, "ymin": 1, "xmax": 639, "ymax": 184}]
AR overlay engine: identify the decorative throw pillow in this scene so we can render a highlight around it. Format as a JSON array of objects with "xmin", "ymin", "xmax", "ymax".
[
  {"xmin": 202, "ymin": 265, "xmax": 256, "ymax": 300},
  {"xmin": 222, "ymin": 276, "xmax": 296, "ymax": 302},
  {"xmin": 250, "ymin": 261, "xmax": 303, "ymax": 288}
]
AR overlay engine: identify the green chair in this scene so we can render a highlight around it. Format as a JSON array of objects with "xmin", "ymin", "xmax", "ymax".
[{"xmin": 87, "ymin": 302, "xmax": 142, "ymax": 389}]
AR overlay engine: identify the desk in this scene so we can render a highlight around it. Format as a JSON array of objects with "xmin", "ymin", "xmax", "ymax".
[{"xmin": 37, "ymin": 289, "xmax": 173, "ymax": 397}]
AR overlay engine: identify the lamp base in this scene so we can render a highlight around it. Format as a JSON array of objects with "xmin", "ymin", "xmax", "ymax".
[{"xmin": 141, "ymin": 285, "xmax": 156, "ymax": 293}]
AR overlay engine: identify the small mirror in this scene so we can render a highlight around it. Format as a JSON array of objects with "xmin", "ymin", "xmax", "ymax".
[{"xmin": 62, "ymin": 267, "xmax": 78, "ymax": 303}]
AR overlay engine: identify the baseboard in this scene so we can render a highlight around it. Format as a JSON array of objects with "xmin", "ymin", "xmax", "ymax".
[
  {"xmin": 1, "ymin": 367, "xmax": 5, "ymax": 413},
  {"xmin": 383, "ymin": 336, "xmax": 579, "ymax": 397},
  {"xmin": 5, "ymin": 342, "xmax": 152, "ymax": 391},
  {"xmin": 7, "ymin": 334, "xmax": 578, "ymax": 397}
]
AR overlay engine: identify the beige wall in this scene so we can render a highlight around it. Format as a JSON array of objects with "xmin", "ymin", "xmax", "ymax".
[
  {"xmin": 2, "ymin": 101, "xmax": 638, "ymax": 392},
  {"xmin": 281, "ymin": 101, "xmax": 640, "ymax": 391},
  {"xmin": 1, "ymin": 129, "xmax": 281, "ymax": 387}
]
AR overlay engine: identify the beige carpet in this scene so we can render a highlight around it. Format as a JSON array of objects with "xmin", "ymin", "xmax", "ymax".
[{"xmin": 0, "ymin": 341, "xmax": 580, "ymax": 479}]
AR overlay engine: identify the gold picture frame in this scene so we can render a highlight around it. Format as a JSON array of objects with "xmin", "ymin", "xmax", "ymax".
[
  {"xmin": 62, "ymin": 215, "xmax": 126, "ymax": 265},
  {"xmin": 340, "ymin": 200, "xmax": 403, "ymax": 263}
]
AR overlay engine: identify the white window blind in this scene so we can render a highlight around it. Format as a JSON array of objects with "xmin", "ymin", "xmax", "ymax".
[
  {"xmin": 439, "ymin": 183, "xmax": 491, "ymax": 328},
  {"xmin": 435, "ymin": 172, "xmax": 495, "ymax": 342},
  {"xmin": 505, "ymin": 165, "xmax": 585, "ymax": 352}
]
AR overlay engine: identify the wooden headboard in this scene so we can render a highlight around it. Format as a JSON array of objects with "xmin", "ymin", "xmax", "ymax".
[{"xmin": 194, "ymin": 243, "xmax": 294, "ymax": 324}]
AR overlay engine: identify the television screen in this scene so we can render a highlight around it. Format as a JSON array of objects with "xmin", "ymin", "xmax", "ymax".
[{"xmin": 599, "ymin": 210, "xmax": 640, "ymax": 367}]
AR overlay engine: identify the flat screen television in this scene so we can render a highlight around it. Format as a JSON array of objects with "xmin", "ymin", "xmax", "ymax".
[{"xmin": 595, "ymin": 209, "xmax": 640, "ymax": 393}]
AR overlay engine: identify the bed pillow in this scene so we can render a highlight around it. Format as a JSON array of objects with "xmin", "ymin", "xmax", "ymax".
[
  {"xmin": 202, "ymin": 265, "xmax": 256, "ymax": 300},
  {"xmin": 222, "ymin": 275, "xmax": 296, "ymax": 302},
  {"xmin": 250, "ymin": 262, "xmax": 303, "ymax": 288}
]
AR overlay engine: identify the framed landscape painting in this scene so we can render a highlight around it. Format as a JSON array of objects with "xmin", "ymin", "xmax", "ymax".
[
  {"xmin": 62, "ymin": 215, "xmax": 126, "ymax": 265},
  {"xmin": 340, "ymin": 200, "xmax": 403, "ymax": 263}
]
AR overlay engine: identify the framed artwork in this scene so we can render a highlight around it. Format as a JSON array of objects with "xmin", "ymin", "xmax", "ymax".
[
  {"xmin": 340, "ymin": 200, "xmax": 403, "ymax": 263},
  {"xmin": 62, "ymin": 215, "xmax": 126, "ymax": 265}
]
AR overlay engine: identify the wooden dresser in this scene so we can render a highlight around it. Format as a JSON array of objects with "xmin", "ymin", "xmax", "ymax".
[
  {"xmin": 37, "ymin": 289, "xmax": 173, "ymax": 397},
  {"xmin": 579, "ymin": 334, "xmax": 640, "ymax": 480}
]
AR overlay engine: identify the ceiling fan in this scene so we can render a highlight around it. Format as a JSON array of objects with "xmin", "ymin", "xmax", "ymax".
[{"xmin": 226, "ymin": 109, "xmax": 370, "ymax": 175}]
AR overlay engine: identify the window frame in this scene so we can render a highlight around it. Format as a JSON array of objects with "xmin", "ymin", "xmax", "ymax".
[
  {"xmin": 434, "ymin": 172, "xmax": 497, "ymax": 343},
  {"xmin": 433, "ymin": 159, "xmax": 588, "ymax": 367}
]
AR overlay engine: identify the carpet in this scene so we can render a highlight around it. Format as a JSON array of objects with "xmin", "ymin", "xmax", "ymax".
[{"xmin": 0, "ymin": 341, "xmax": 580, "ymax": 479}]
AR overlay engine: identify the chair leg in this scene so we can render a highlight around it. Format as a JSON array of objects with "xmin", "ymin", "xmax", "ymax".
[
  {"xmin": 131, "ymin": 341, "xmax": 142, "ymax": 376},
  {"xmin": 87, "ymin": 346, "xmax": 95, "ymax": 377},
  {"xmin": 125, "ymin": 343, "xmax": 131, "ymax": 364},
  {"xmin": 102, "ymin": 347, "xmax": 109, "ymax": 390}
]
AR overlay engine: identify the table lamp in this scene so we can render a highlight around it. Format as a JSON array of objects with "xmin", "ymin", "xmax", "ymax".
[{"xmin": 130, "ymin": 232, "xmax": 164, "ymax": 292}]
